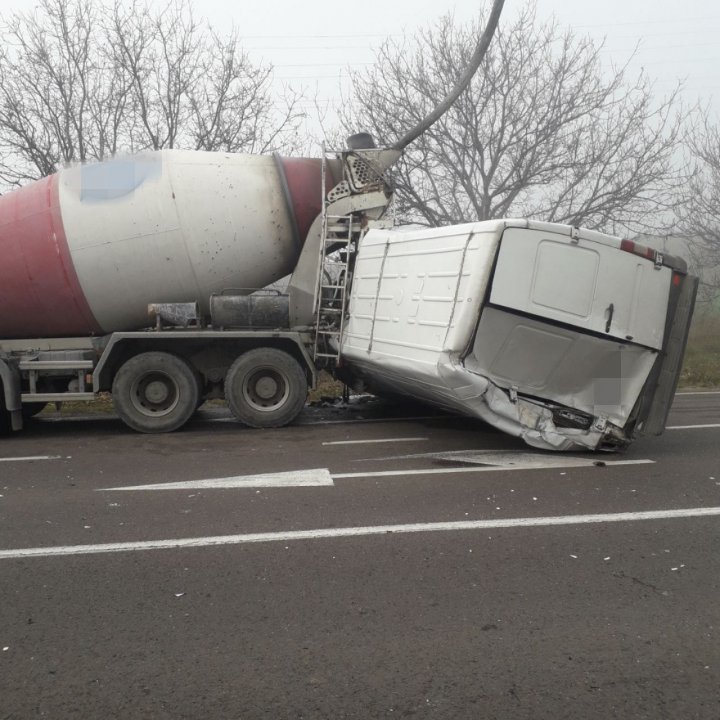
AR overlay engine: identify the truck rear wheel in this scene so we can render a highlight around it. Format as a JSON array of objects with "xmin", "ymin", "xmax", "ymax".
[
  {"xmin": 224, "ymin": 348, "xmax": 308, "ymax": 428},
  {"xmin": 112, "ymin": 352, "xmax": 199, "ymax": 433}
]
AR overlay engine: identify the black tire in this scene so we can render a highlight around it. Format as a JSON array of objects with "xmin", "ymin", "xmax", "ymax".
[
  {"xmin": 112, "ymin": 352, "xmax": 200, "ymax": 433},
  {"xmin": 224, "ymin": 348, "xmax": 308, "ymax": 428}
]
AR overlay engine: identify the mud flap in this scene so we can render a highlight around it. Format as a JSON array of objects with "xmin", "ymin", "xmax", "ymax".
[{"xmin": 0, "ymin": 358, "xmax": 23, "ymax": 432}]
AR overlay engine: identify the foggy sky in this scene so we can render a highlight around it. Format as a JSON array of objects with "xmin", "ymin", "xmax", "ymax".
[{"xmin": 1, "ymin": 0, "xmax": 717, "ymax": 113}]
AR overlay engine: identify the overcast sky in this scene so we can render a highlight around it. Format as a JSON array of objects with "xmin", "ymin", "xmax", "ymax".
[{"xmin": 2, "ymin": 0, "xmax": 718, "ymax": 114}]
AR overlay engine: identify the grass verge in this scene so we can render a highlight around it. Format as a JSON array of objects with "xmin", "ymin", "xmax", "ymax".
[{"xmin": 679, "ymin": 312, "xmax": 720, "ymax": 388}]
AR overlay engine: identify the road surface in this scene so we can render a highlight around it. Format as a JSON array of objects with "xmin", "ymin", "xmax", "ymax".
[{"xmin": 1, "ymin": 393, "xmax": 719, "ymax": 719}]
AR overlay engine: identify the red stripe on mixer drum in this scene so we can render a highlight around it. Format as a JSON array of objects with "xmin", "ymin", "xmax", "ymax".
[
  {"xmin": 277, "ymin": 157, "xmax": 327, "ymax": 247},
  {"xmin": 0, "ymin": 174, "xmax": 102, "ymax": 339}
]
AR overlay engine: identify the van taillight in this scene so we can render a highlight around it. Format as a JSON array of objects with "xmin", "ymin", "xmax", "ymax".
[{"xmin": 620, "ymin": 239, "xmax": 657, "ymax": 261}]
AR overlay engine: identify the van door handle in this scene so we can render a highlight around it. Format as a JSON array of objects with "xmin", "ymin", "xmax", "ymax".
[{"xmin": 605, "ymin": 303, "xmax": 614, "ymax": 333}]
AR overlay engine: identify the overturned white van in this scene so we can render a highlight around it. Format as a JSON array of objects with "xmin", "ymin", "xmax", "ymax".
[{"xmin": 340, "ymin": 219, "xmax": 697, "ymax": 452}]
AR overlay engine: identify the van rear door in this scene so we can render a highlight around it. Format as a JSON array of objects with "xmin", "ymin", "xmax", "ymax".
[{"xmin": 489, "ymin": 228, "xmax": 672, "ymax": 349}]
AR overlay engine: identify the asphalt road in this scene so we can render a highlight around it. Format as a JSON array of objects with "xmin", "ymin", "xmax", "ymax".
[{"xmin": 1, "ymin": 393, "xmax": 719, "ymax": 719}]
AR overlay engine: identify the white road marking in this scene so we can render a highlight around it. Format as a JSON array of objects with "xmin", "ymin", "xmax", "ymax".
[
  {"xmin": 666, "ymin": 424, "xmax": 720, "ymax": 430},
  {"xmin": 322, "ymin": 437, "xmax": 428, "ymax": 446},
  {"xmin": 675, "ymin": 391, "xmax": 720, "ymax": 395},
  {"xmin": 1, "ymin": 505, "xmax": 718, "ymax": 560},
  {"xmin": 333, "ymin": 458, "xmax": 653, "ymax": 479},
  {"xmin": 0, "ymin": 455, "xmax": 62, "ymax": 463},
  {"xmin": 368, "ymin": 450, "xmax": 604, "ymax": 466},
  {"xmin": 102, "ymin": 468, "xmax": 334, "ymax": 491},
  {"xmin": 101, "ymin": 458, "xmax": 653, "ymax": 491},
  {"xmin": 438, "ymin": 450, "xmax": 594, "ymax": 466}
]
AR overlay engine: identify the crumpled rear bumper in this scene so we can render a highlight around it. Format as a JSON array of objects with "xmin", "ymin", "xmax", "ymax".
[{"xmin": 436, "ymin": 360, "xmax": 626, "ymax": 452}]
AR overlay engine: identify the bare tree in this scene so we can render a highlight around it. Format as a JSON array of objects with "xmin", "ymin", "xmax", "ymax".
[
  {"xmin": 0, "ymin": 0, "xmax": 121, "ymax": 185},
  {"xmin": 676, "ymin": 109, "xmax": 720, "ymax": 305},
  {"xmin": 341, "ymin": 4, "xmax": 685, "ymax": 235},
  {"xmin": 0, "ymin": 0, "xmax": 305, "ymax": 188}
]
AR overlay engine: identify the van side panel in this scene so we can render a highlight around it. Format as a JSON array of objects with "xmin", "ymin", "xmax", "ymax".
[{"xmin": 342, "ymin": 224, "xmax": 501, "ymax": 363}]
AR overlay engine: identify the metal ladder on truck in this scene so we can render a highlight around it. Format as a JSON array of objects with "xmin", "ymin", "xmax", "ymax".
[
  {"xmin": 312, "ymin": 213, "xmax": 356, "ymax": 365},
  {"xmin": 312, "ymin": 150, "xmax": 362, "ymax": 367}
]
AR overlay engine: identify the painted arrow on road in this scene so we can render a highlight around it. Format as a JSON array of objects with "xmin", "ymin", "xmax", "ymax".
[
  {"xmin": 102, "ymin": 468, "xmax": 334, "ymax": 491},
  {"xmin": 99, "ymin": 456, "xmax": 653, "ymax": 491}
]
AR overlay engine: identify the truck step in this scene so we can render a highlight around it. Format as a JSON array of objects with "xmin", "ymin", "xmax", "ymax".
[
  {"xmin": 21, "ymin": 392, "xmax": 97, "ymax": 402},
  {"xmin": 19, "ymin": 360, "xmax": 94, "ymax": 371}
]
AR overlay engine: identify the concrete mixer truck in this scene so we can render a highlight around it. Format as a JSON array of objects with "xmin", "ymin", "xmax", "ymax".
[
  {"xmin": 0, "ymin": 0, "xmax": 700, "ymax": 451},
  {"xmin": 0, "ymin": 141, "xmax": 401, "ymax": 435}
]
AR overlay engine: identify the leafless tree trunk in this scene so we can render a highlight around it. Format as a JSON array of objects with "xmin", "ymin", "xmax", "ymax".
[
  {"xmin": 341, "ymin": 3, "xmax": 685, "ymax": 236},
  {"xmin": 0, "ymin": 0, "xmax": 305, "ymax": 189}
]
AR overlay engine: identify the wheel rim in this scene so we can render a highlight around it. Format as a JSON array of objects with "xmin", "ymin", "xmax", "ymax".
[
  {"xmin": 242, "ymin": 367, "xmax": 290, "ymax": 412},
  {"xmin": 130, "ymin": 371, "xmax": 180, "ymax": 417}
]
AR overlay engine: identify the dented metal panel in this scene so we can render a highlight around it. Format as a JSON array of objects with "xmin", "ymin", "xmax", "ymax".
[{"xmin": 465, "ymin": 307, "xmax": 657, "ymax": 427}]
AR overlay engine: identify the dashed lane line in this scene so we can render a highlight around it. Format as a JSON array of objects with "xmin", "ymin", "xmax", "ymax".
[
  {"xmin": 666, "ymin": 424, "xmax": 720, "ymax": 430},
  {"xmin": 0, "ymin": 455, "xmax": 63, "ymax": 463},
  {"xmin": 322, "ymin": 437, "xmax": 428, "ymax": 446},
  {"xmin": 675, "ymin": 391, "xmax": 720, "ymax": 395},
  {"xmin": 1, "ymin": 506, "xmax": 719, "ymax": 560}
]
